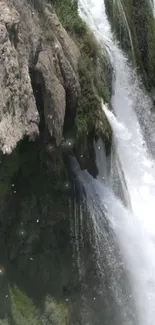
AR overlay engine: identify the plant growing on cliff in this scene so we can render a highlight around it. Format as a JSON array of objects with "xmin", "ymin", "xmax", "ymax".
[
  {"xmin": 10, "ymin": 285, "xmax": 41, "ymax": 325},
  {"xmin": 33, "ymin": 0, "xmax": 112, "ymax": 139},
  {"xmin": 56, "ymin": 2, "xmax": 110, "ymax": 136}
]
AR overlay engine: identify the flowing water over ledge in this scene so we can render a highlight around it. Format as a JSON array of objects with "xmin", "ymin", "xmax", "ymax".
[{"xmin": 75, "ymin": 1, "xmax": 155, "ymax": 324}]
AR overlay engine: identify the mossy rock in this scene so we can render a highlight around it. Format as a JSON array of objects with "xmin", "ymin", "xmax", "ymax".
[
  {"xmin": 29, "ymin": 0, "xmax": 112, "ymax": 145},
  {"xmin": 52, "ymin": 0, "xmax": 112, "ymax": 139},
  {"xmin": 42, "ymin": 296, "xmax": 69, "ymax": 325},
  {"xmin": 10, "ymin": 286, "xmax": 41, "ymax": 325},
  {"xmin": 9, "ymin": 286, "xmax": 69, "ymax": 325},
  {"xmin": 0, "ymin": 319, "xmax": 10, "ymax": 325}
]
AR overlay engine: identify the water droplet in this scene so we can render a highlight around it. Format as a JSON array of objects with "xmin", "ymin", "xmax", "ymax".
[
  {"xmin": 93, "ymin": 297, "xmax": 96, "ymax": 300},
  {"xmin": 63, "ymin": 181, "xmax": 71, "ymax": 191},
  {"xmin": 80, "ymin": 155, "xmax": 83, "ymax": 158},
  {"xmin": 30, "ymin": 257, "xmax": 34, "ymax": 261},
  {"xmin": 98, "ymin": 146, "xmax": 101, "ymax": 150},
  {"xmin": 18, "ymin": 229, "xmax": 26, "ymax": 237},
  {"xmin": 66, "ymin": 298, "xmax": 69, "ymax": 301},
  {"xmin": 5, "ymin": 295, "xmax": 8, "ymax": 298},
  {"xmin": 36, "ymin": 219, "xmax": 39, "ymax": 223}
]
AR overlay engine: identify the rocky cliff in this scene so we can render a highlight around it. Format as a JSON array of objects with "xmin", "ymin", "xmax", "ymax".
[
  {"xmin": 0, "ymin": 0, "xmax": 111, "ymax": 154},
  {"xmin": 0, "ymin": 0, "xmax": 80, "ymax": 152},
  {"xmin": 0, "ymin": 1, "xmax": 112, "ymax": 324}
]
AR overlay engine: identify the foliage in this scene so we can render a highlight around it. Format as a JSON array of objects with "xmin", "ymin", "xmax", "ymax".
[
  {"xmin": 9, "ymin": 287, "xmax": 69, "ymax": 325},
  {"xmin": 0, "ymin": 319, "xmax": 10, "ymax": 325},
  {"xmin": 10, "ymin": 286, "xmax": 41, "ymax": 325},
  {"xmin": 50, "ymin": 0, "xmax": 85, "ymax": 37},
  {"xmin": 49, "ymin": 0, "xmax": 112, "ymax": 139},
  {"xmin": 42, "ymin": 296, "xmax": 69, "ymax": 325},
  {"xmin": 28, "ymin": 0, "xmax": 112, "ymax": 141}
]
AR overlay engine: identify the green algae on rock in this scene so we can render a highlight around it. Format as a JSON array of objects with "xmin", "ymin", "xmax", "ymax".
[{"xmin": 9, "ymin": 286, "xmax": 69, "ymax": 325}]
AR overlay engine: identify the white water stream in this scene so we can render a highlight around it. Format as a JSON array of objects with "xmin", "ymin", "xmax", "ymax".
[
  {"xmin": 151, "ymin": 0, "xmax": 155, "ymax": 16},
  {"xmin": 76, "ymin": 1, "xmax": 155, "ymax": 324}
]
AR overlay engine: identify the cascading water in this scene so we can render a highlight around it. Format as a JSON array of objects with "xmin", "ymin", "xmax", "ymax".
[
  {"xmin": 114, "ymin": 0, "xmax": 135, "ymax": 62},
  {"xmin": 151, "ymin": 0, "xmax": 155, "ymax": 16},
  {"xmin": 73, "ymin": 0, "xmax": 155, "ymax": 324}
]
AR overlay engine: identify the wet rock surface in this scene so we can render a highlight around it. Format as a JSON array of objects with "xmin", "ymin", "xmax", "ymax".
[{"xmin": 0, "ymin": 0, "xmax": 80, "ymax": 152}]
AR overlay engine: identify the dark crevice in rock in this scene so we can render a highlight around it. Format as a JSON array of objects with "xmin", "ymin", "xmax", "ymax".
[
  {"xmin": 74, "ymin": 132, "xmax": 98, "ymax": 178},
  {"xmin": 29, "ymin": 67, "xmax": 46, "ymax": 136},
  {"xmin": 31, "ymin": 41, "xmax": 42, "ymax": 67},
  {"xmin": 63, "ymin": 87, "xmax": 77, "ymax": 134},
  {"xmin": 6, "ymin": 23, "xmax": 19, "ymax": 50}
]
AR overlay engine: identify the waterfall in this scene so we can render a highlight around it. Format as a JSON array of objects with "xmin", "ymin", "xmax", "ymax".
[
  {"xmin": 71, "ymin": 158, "xmax": 137, "ymax": 325},
  {"xmin": 78, "ymin": 0, "xmax": 155, "ymax": 158},
  {"xmin": 74, "ymin": 0, "xmax": 155, "ymax": 324},
  {"xmin": 150, "ymin": 0, "xmax": 155, "ymax": 16},
  {"xmin": 113, "ymin": 0, "xmax": 135, "ymax": 62}
]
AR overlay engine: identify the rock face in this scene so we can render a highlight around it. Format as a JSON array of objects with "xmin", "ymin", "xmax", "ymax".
[
  {"xmin": 0, "ymin": 1, "xmax": 39, "ymax": 154},
  {"xmin": 0, "ymin": 1, "xmax": 113, "ymax": 324},
  {"xmin": 0, "ymin": 0, "xmax": 80, "ymax": 153}
]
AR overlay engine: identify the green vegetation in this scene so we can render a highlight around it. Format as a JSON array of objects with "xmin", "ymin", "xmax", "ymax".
[
  {"xmin": 8, "ymin": 286, "xmax": 69, "ymax": 325},
  {"xmin": 10, "ymin": 286, "xmax": 41, "ymax": 325},
  {"xmin": 43, "ymin": 296, "xmax": 69, "ymax": 325},
  {"xmin": 0, "ymin": 0, "xmax": 112, "ymax": 204},
  {"xmin": 51, "ymin": 0, "xmax": 85, "ymax": 37},
  {"xmin": 51, "ymin": 0, "xmax": 112, "ymax": 139},
  {"xmin": 76, "ymin": 54, "xmax": 111, "ymax": 137},
  {"xmin": 28, "ymin": 0, "xmax": 112, "ymax": 141}
]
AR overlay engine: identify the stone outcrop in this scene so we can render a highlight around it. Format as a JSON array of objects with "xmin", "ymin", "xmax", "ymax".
[
  {"xmin": 0, "ymin": 2, "xmax": 113, "ymax": 323},
  {"xmin": 0, "ymin": 0, "xmax": 80, "ymax": 153}
]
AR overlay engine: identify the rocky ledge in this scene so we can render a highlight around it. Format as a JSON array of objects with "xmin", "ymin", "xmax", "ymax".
[{"xmin": 0, "ymin": 0, "xmax": 81, "ymax": 153}]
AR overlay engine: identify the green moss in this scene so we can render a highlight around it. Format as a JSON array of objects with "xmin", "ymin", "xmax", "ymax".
[
  {"xmin": 75, "ymin": 52, "xmax": 111, "ymax": 139},
  {"xmin": 10, "ymin": 286, "xmax": 41, "ymax": 325},
  {"xmin": 31, "ymin": 0, "xmax": 112, "ymax": 142},
  {"xmin": 52, "ymin": 0, "xmax": 112, "ymax": 139},
  {"xmin": 8, "ymin": 286, "xmax": 69, "ymax": 325},
  {"xmin": 0, "ymin": 319, "xmax": 10, "ymax": 325},
  {"xmin": 76, "ymin": 56, "xmax": 100, "ymax": 134},
  {"xmin": 43, "ymin": 296, "xmax": 69, "ymax": 325}
]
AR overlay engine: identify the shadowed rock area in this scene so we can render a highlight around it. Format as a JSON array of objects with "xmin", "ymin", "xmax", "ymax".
[{"xmin": 0, "ymin": 0, "xmax": 113, "ymax": 324}]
